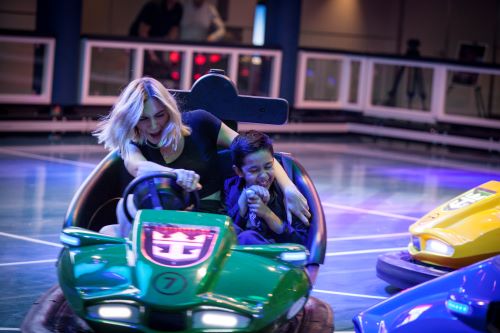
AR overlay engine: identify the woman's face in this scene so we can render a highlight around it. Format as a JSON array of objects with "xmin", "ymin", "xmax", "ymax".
[{"xmin": 137, "ymin": 98, "xmax": 170, "ymax": 144}]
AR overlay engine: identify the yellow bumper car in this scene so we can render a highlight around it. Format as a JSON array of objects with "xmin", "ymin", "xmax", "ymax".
[{"xmin": 376, "ymin": 180, "xmax": 500, "ymax": 289}]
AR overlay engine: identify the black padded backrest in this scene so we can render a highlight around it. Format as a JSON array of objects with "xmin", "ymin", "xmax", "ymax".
[
  {"xmin": 216, "ymin": 149, "xmax": 236, "ymax": 181},
  {"xmin": 172, "ymin": 72, "xmax": 288, "ymax": 124},
  {"xmin": 277, "ymin": 153, "xmax": 327, "ymax": 266},
  {"xmin": 63, "ymin": 150, "xmax": 133, "ymax": 231}
]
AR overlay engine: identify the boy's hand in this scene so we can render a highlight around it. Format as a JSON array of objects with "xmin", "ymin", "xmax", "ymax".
[
  {"xmin": 247, "ymin": 191, "xmax": 271, "ymax": 218},
  {"xmin": 247, "ymin": 185, "xmax": 270, "ymax": 203}
]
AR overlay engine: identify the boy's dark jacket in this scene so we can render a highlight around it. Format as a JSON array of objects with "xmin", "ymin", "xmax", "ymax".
[{"xmin": 223, "ymin": 176, "xmax": 308, "ymax": 245}]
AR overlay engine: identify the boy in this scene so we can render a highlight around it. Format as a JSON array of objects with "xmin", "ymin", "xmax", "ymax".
[{"xmin": 224, "ymin": 130, "xmax": 309, "ymax": 245}]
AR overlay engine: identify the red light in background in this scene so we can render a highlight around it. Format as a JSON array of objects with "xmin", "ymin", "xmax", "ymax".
[
  {"xmin": 171, "ymin": 71, "xmax": 180, "ymax": 81},
  {"xmin": 194, "ymin": 54, "xmax": 206, "ymax": 66},
  {"xmin": 169, "ymin": 52, "xmax": 180, "ymax": 63},
  {"xmin": 240, "ymin": 68, "xmax": 250, "ymax": 77},
  {"xmin": 193, "ymin": 73, "xmax": 202, "ymax": 81},
  {"xmin": 209, "ymin": 54, "xmax": 221, "ymax": 63}
]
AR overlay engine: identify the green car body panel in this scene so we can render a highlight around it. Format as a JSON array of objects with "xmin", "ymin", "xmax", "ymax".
[{"xmin": 58, "ymin": 209, "xmax": 311, "ymax": 332}]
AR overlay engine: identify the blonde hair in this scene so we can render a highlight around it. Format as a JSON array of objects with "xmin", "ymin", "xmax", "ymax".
[{"xmin": 93, "ymin": 77, "xmax": 191, "ymax": 158}]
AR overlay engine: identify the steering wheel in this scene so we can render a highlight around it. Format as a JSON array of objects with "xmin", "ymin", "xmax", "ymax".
[{"xmin": 121, "ymin": 172, "xmax": 200, "ymax": 222}]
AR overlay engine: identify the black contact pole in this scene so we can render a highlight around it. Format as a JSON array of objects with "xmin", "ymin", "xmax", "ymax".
[
  {"xmin": 36, "ymin": 0, "xmax": 82, "ymax": 111},
  {"xmin": 264, "ymin": 0, "xmax": 301, "ymax": 106},
  {"xmin": 486, "ymin": 0, "xmax": 499, "ymax": 116},
  {"xmin": 395, "ymin": 0, "xmax": 406, "ymax": 53}
]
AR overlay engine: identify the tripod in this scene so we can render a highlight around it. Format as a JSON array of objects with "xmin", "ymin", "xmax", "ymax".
[
  {"xmin": 384, "ymin": 65, "xmax": 427, "ymax": 109},
  {"xmin": 384, "ymin": 39, "xmax": 427, "ymax": 109}
]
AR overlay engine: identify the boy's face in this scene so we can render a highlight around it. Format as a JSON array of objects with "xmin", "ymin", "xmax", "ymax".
[{"xmin": 235, "ymin": 150, "xmax": 275, "ymax": 189}]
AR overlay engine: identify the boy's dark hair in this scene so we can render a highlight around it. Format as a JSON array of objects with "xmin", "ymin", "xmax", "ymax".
[{"xmin": 230, "ymin": 130, "xmax": 274, "ymax": 168}]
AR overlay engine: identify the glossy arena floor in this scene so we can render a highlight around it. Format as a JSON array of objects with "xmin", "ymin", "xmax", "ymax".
[{"xmin": 1, "ymin": 134, "xmax": 499, "ymax": 332}]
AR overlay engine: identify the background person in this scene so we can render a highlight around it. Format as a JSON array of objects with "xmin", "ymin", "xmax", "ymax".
[
  {"xmin": 129, "ymin": 0, "xmax": 183, "ymax": 79},
  {"xmin": 129, "ymin": 0, "xmax": 183, "ymax": 41},
  {"xmin": 180, "ymin": 0, "xmax": 225, "ymax": 42}
]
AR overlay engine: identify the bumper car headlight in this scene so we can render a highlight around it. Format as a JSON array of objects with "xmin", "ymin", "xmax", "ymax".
[
  {"xmin": 446, "ymin": 300, "xmax": 472, "ymax": 315},
  {"xmin": 287, "ymin": 296, "xmax": 307, "ymax": 319},
  {"xmin": 60, "ymin": 233, "xmax": 80, "ymax": 246},
  {"xmin": 425, "ymin": 239, "xmax": 454, "ymax": 256},
  {"xmin": 87, "ymin": 303, "xmax": 140, "ymax": 323},
  {"xmin": 192, "ymin": 310, "xmax": 250, "ymax": 329},
  {"xmin": 280, "ymin": 251, "xmax": 307, "ymax": 262}
]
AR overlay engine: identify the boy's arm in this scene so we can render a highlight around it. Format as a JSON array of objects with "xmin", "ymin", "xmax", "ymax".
[
  {"xmin": 223, "ymin": 178, "xmax": 247, "ymax": 229},
  {"xmin": 237, "ymin": 191, "xmax": 249, "ymax": 217},
  {"xmin": 248, "ymin": 192, "xmax": 285, "ymax": 234},
  {"xmin": 260, "ymin": 207, "xmax": 285, "ymax": 235},
  {"xmin": 258, "ymin": 199, "xmax": 309, "ymax": 239}
]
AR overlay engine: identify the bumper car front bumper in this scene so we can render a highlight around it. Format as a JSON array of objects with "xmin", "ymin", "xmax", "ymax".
[{"xmin": 376, "ymin": 251, "xmax": 453, "ymax": 290}]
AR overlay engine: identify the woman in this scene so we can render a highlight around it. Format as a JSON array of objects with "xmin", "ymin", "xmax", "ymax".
[{"xmin": 94, "ymin": 77, "xmax": 310, "ymax": 234}]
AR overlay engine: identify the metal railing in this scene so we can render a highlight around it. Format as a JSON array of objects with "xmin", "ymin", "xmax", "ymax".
[
  {"xmin": 0, "ymin": 35, "xmax": 499, "ymax": 151},
  {"xmin": 79, "ymin": 38, "xmax": 282, "ymax": 105},
  {"xmin": 0, "ymin": 35, "xmax": 55, "ymax": 104},
  {"xmin": 295, "ymin": 50, "xmax": 500, "ymax": 129}
]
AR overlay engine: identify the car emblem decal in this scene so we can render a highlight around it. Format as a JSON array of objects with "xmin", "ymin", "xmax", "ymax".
[
  {"xmin": 142, "ymin": 223, "xmax": 218, "ymax": 267},
  {"xmin": 443, "ymin": 187, "xmax": 495, "ymax": 211}
]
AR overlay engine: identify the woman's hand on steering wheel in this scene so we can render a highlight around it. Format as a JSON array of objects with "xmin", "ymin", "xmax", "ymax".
[
  {"xmin": 121, "ymin": 172, "xmax": 201, "ymax": 222},
  {"xmin": 174, "ymin": 169, "xmax": 202, "ymax": 192},
  {"xmin": 135, "ymin": 162, "xmax": 201, "ymax": 192}
]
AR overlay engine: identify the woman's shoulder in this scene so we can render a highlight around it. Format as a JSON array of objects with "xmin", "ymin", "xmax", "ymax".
[
  {"xmin": 182, "ymin": 109, "xmax": 211, "ymax": 118},
  {"xmin": 182, "ymin": 109, "xmax": 220, "ymax": 125}
]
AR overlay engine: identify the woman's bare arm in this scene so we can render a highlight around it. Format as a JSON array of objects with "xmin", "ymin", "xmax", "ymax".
[
  {"xmin": 273, "ymin": 162, "xmax": 311, "ymax": 225},
  {"xmin": 217, "ymin": 122, "xmax": 238, "ymax": 147},
  {"xmin": 123, "ymin": 143, "xmax": 200, "ymax": 191}
]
